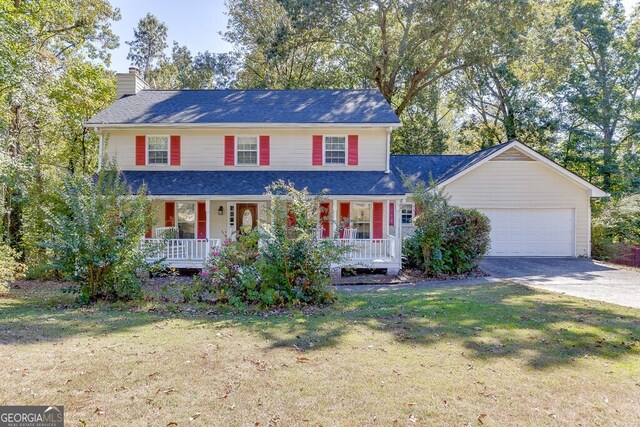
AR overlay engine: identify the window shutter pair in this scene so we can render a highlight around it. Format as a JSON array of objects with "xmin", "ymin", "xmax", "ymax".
[
  {"xmin": 164, "ymin": 201, "xmax": 207, "ymax": 239},
  {"xmin": 135, "ymin": 135, "xmax": 181, "ymax": 165},
  {"xmin": 312, "ymin": 135, "xmax": 359, "ymax": 166},
  {"xmin": 338, "ymin": 201, "xmax": 383, "ymax": 239},
  {"xmin": 224, "ymin": 135, "xmax": 270, "ymax": 166}
]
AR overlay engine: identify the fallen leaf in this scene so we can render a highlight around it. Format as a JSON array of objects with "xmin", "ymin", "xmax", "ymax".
[
  {"xmin": 297, "ymin": 356, "xmax": 309, "ymax": 363},
  {"xmin": 166, "ymin": 423, "xmax": 178, "ymax": 427},
  {"xmin": 407, "ymin": 402, "xmax": 417, "ymax": 407},
  {"xmin": 478, "ymin": 413, "xmax": 486, "ymax": 424},
  {"xmin": 94, "ymin": 408, "xmax": 105, "ymax": 415},
  {"xmin": 190, "ymin": 413, "xmax": 201, "ymax": 421}
]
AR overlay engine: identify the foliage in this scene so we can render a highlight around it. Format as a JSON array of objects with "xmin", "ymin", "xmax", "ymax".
[
  {"xmin": 194, "ymin": 231, "xmax": 261, "ymax": 307},
  {"xmin": 39, "ymin": 168, "xmax": 151, "ymax": 302},
  {"xmin": 0, "ymin": 0, "xmax": 119, "ymax": 265},
  {"xmin": 403, "ymin": 180, "xmax": 490, "ymax": 275},
  {"xmin": 558, "ymin": 0, "xmax": 640, "ymax": 194},
  {"xmin": 257, "ymin": 181, "xmax": 345, "ymax": 305},
  {"xmin": 196, "ymin": 181, "xmax": 345, "ymax": 308},
  {"xmin": 0, "ymin": 243, "xmax": 25, "ymax": 292},
  {"xmin": 126, "ymin": 13, "xmax": 169, "ymax": 81},
  {"xmin": 592, "ymin": 194, "xmax": 640, "ymax": 260}
]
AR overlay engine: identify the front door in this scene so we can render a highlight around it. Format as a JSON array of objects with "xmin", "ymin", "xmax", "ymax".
[{"xmin": 236, "ymin": 203, "xmax": 258, "ymax": 234}]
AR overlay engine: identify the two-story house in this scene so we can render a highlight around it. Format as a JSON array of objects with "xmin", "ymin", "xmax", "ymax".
[{"xmin": 87, "ymin": 68, "xmax": 607, "ymax": 274}]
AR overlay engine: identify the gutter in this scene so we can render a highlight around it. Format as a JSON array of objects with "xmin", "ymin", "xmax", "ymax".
[{"xmin": 86, "ymin": 122, "xmax": 403, "ymax": 129}]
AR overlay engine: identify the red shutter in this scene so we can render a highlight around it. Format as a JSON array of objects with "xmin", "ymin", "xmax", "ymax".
[
  {"xmin": 286, "ymin": 202, "xmax": 297, "ymax": 227},
  {"xmin": 389, "ymin": 202, "xmax": 395, "ymax": 226},
  {"xmin": 224, "ymin": 135, "xmax": 235, "ymax": 165},
  {"xmin": 197, "ymin": 202, "xmax": 206, "ymax": 239},
  {"xmin": 135, "ymin": 135, "xmax": 146, "ymax": 165},
  {"xmin": 312, "ymin": 135, "xmax": 323, "ymax": 165},
  {"xmin": 339, "ymin": 202, "xmax": 350, "ymax": 238},
  {"xmin": 165, "ymin": 202, "xmax": 175, "ymax": 227},
  {"xmin": 348, "ymin": 135, "xmax": 359, "ymax": 165},
  {"xmin": 259, "ymin": 135, "xmax": 270, "ymax": 166},
  {"xmin": 373, "ymin": 202, "xmax": 383, "ymax": 239},
  {"xmin": 320, "ymin": 202, "xmax": 331, "ymax": 238},
  {"xmin": 170, "ymin": 135, "xmax": 181, "ymax": 165}
]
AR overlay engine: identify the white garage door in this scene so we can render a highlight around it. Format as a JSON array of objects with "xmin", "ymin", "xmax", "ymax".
[{"xmin": 480, "ymin": 209, "xmax": 575, "ymax": 257}]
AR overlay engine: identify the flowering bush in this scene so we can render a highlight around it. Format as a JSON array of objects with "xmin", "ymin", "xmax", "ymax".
[
  {"xmin": 257, "ymin": 181, "xmax": 347, "ymax": 305},
  {"xmin": 195, "ymin": 181, "xmax": 347, "ymax": 308},
  {"xmin": 194, "ymin": 232, "xmax": 260, "ymax": 306}
]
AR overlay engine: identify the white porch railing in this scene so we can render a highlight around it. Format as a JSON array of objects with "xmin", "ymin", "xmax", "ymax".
[
  {"xmin": 138, "ymin": 238, "xmax": 222, "ymax": 262},
  {"xmin": 139, "ymin": 235, "xmax": 398, "ymax": 266},
  {"xmin": 334, "ymin": 236, "xmax": 396, "ymax": 261}
]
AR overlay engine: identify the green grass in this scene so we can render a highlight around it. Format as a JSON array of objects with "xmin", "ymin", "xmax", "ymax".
[{"xmin": 1, "ymin": 281, "xmax": 639, "ymax": 426}]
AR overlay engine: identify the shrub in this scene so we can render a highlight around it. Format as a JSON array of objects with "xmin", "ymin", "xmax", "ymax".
[
  {"xmin": 257, "ymin": 181, "xmax": 346, "ymax": 305},
  {"xmin": 592, "ymin": 194, "xmax": 640, "ymax": 260},
  {"xmin": 403, "ymin": 180, "xmax": 490, "ymax": 275},
  {"xmin": 197, "ymin": 181, "xmax": 346, "ymax": 308},
  {"xmin": 195, "ymin": 231, "xmax": 260, "ymax": 306},
  {"xmin": 40, "ymin": 168, "xmax": 151, "ymax": 302}
]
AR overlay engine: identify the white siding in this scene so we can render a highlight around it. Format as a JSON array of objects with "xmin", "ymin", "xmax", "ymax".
[
  {"xmin": 104, "ymin": 128, "xmax": 388, "ymax": 171},
  {"xmin": 441, "ymin": 161, "xmax": 591, "ymax": 257}
]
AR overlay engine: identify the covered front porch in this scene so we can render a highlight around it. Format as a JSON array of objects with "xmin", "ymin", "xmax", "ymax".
[{"xmin": 139, "ymin": 196, "xmax": 404, "ymax": 273}]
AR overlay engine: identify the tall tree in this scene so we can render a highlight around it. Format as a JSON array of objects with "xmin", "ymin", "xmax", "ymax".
[
  {"xmin": 225, "ymin": 0, "xmax": 348, "ymax": 88},
  {"xmin": 0, "ymin": 0, "xmax": 119, "ymax": 260},
  {"xmin": 560, "ymin": 0, "xmax": 640, "ymax": 192},
  {"xmin": 152, "ymin": 43, "xmax": 238, "ymax": 89},
  {"xmin": 126, "ymin": 13, "xmax": 168, "ymax": 81}
]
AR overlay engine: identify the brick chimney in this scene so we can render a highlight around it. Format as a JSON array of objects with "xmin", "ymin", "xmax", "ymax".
[{"xmin": 116, "ymin": 67, "xmax": 149, "ymax": 98}]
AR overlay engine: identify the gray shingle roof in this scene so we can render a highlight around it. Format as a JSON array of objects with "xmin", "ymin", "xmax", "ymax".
[
  {"xmin": 87, "ymin": 89, "xmax": 400, "ymax": 125},
  {"xmin": 120, "ymin": 154, "xmax": 476, "ymax": 196}
]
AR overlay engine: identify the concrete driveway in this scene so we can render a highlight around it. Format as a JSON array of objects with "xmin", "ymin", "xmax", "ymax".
[{"xmin": 480, "ymin": 257, "xmax": 640, "ymax": 309}]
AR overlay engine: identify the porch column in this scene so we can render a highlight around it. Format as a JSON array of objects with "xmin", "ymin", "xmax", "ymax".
[
  {"xmin": 385, "ymin": 200, "xmax": 390, "ymax": 238},
  {"xmin": 332, "ymin": 199, "xmax": 338, "ymax": 236},
  {"xmin": 394, "ymin": 201, "xmax": 402, "ymax": 261},
  {"xmin": 206, "ymin": 200, "xmax": 211, "ymax": 240}
]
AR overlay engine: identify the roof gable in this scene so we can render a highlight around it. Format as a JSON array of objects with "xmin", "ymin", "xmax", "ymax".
[
  {"xmin": 87, "ymin": 89, "xmax": 401, "ymax": 126},
  {"xmin": 437, "ymin": 140, "xmax": 608, "ymax": 197}
]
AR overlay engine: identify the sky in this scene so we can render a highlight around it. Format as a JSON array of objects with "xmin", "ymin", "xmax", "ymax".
[
  {"xmin": 108, "ymin": 0, "xmax": 232, "ymax": 71},
  {"xmin": 108, "ymin": 0, "xmax": 640, "ymax": 73}
]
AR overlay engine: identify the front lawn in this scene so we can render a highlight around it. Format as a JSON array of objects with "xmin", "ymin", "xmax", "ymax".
[{"xmin": 1, "ymin": 282, "xmax": 639, "ymax": 426}]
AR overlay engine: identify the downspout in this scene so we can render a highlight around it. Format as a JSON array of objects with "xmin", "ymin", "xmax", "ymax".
[
  {"xmin": 95, "ymin": 127, "xmax": 103, "ymax": 172},
  {"xmin": 385, "ymin": 126, "xmax": 391, "ymax": 173}
]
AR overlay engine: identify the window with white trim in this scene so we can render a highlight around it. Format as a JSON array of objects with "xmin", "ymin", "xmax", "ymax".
[
  {"xmin": 351, "ymin": 202, "xmax": 371, "ymax": 239},
  {"xmin": 147, "ymin": 136, "xmax": 169, "ymax": 165},
  {"xmin": 401, "ymin": 204, "xmax": 414, "ymax": 225},
  {"xmin": 176, "ymin": 202, "xmax": 195, "ymax": 239},
  {"xmin": 236, "ymin": 136, "xmax": 258, "ymax": 165},
  {"xmin": 324, "ymin": 136, "xmax": 346, "ymax": 165}
]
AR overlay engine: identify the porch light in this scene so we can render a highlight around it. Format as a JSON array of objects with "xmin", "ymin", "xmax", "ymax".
[{"xmin": 218, "ymin": 206, "xmax": 224, "ymax": 215}]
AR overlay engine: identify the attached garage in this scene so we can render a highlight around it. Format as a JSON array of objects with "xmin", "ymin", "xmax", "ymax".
[
  {"xmin": 433, "ymin": 141, "xmax": 608, "ymax": 258},
  {"xmin": 479, "ymin": 208, "xmax": 575, "ymax": 257}
]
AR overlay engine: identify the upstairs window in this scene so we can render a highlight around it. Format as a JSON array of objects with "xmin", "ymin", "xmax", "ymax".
[
  {"xmin": 147, "ymin": 136, "xmax": 169, "ymax": 165},
  {"xmin": 236, "ymin": 136, "xmax": 258, "ymax": 165},
  {"xmin": 324, "ymin": 136, "xmax": 346, "ymax": 165},
  {"xmin": 401, "ymin": 204, "xmax": 415, "ymax": 225}
]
